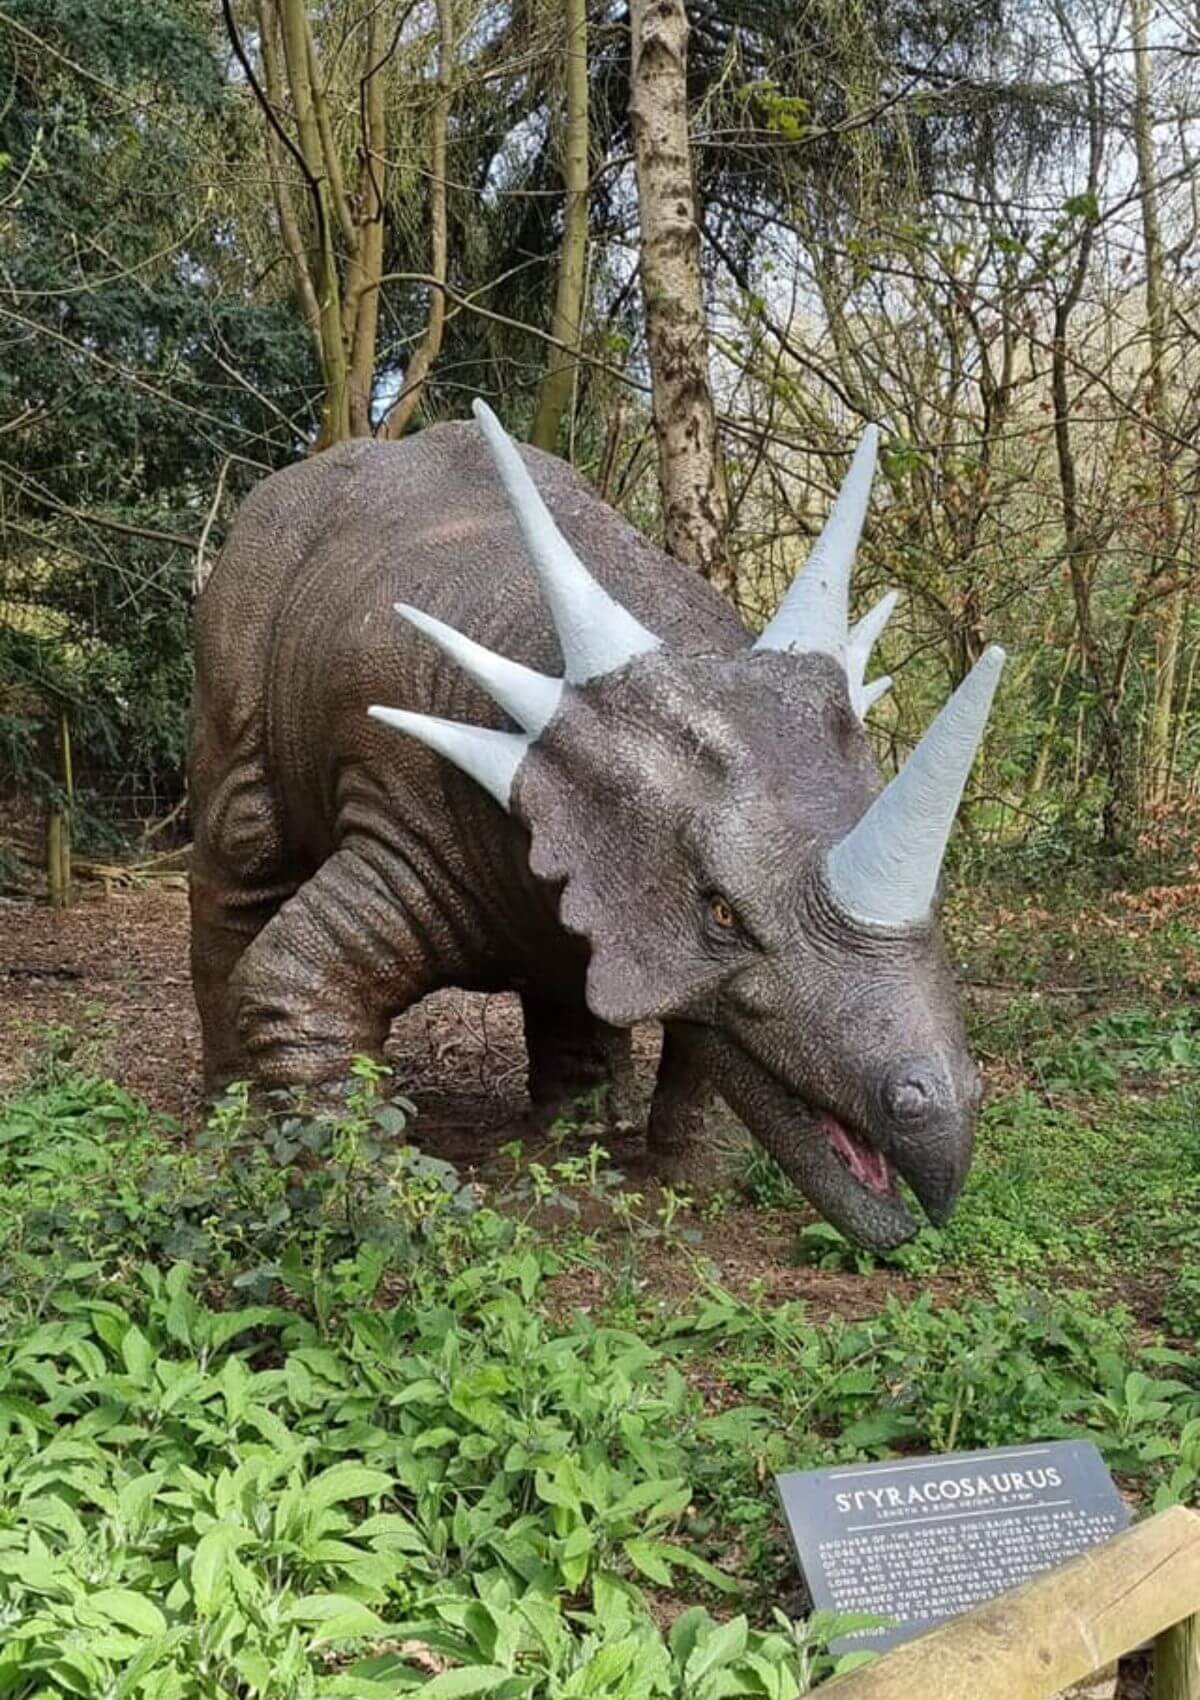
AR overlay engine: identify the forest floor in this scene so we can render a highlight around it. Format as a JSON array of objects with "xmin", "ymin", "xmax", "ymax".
[
  {"xmin": 0, "ymin": 881, "xmax": 948, "ymax": 1318},
  {"xmin": 1, "ymin": 860, "xmax": 1199, "ymax": 1695},
  {"xmin": 2, "ymin": 865, "xmax": 1198, "ymax": 1322}
]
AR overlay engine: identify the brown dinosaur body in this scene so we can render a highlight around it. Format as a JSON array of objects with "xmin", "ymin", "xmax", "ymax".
[
  {"xmin": 190, "ymin": 424, "xmax": 741, "ymax": 1148},
  {"xmin": 191, "ymin": 410, "xmax": 1002, "ymax": 1250}
]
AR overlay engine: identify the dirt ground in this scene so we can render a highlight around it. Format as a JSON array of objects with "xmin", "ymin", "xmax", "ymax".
[{"xmin": 0, "ymin": 882, "xmax": 1161, "ymax": 1696}]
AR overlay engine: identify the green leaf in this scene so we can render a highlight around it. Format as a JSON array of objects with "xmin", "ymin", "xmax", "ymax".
[
  {"xmin": 87, "ymin": 1589, "xmax": 166, "ymax": 1636},
  {"xmin": 0, "ymin": 1395, "xmax": 53, "ymax": 1440},
  {"xmin": 355, "ymin": 1513, "xmax": 428, "ymax": 1552},
  {"xmin": 669, "ymin": 1606, "xmax": 711, "ymax": 1667},
  {"xmin": 321, "ymin": 1678, "xmax": 424, "ymax": 1698},
  {"xmin": 390, "ymin": 1379, "xmax": 446, "ymax": 1406},
  {"xmin": 286, "ymin": 1356, "xmax": 315, "ymax": 1406},
  {"xmin": 208, "ymin": 1305, "xmax": 291, "ymax": 1352},
  {"xmin": 664, "ymin": 1545, "xmax": 742, "ymax": 1595},
  {"xmin": 605, "ymin": 1478, "xmax": 690, "ymax": 1525},
  {"xmin": 419, "ymin": 1669, "xmax": 515, "ymax": 1698},
  {"xmin": 623, "ymin": 1537, "xmax": 674, "ymax": 1586},
  {"xmin": 559, "ymin": 1523, "xmax": 593, "ymax": 1588},
  {"xmin": 165, "ymin": 1289, "xmax": 199, "ymax": 1349},
  {"xmin": 413, "ymin": 1427, "xmax": 460, "ymax": 1453},
  {"xmin": 841, "ymin": 1411, "xmax": 914, "ymax": 1447},
  {"xmin": 191, "ymin": 1524, "xmax": 252, "ymax": 1614},
  {"xmin": 287, "ymin": 1594, "xmax": 388, "ymax": 1641},
  {"xmin": 742, "ymin": 1651, "xmax": 801, "ymax": 1700},
  {"xmin": 685, "ymin": 1617, "xmax": 749, "ymax": 1685},
  {"xmin": 0, "ymin": 1550, "xmax": 72, "ymax": 1598},
  {"xmin": 121, "ymin": 1325, "xmax": 154, "ymax": 1380},
  {"xmin": 118, "ymin": 1472, "xmax": 166, "ymax": 1527},
  {"xmin": 306, "ymin": 1463, "xmax": 394, "ymax": 1509},
  {"xmin": 576, "ymin": 1638, "xmax": 641, "ymax": 1691}
]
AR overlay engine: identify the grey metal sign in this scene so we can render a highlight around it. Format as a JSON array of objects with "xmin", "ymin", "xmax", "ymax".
[{"xmin": 776, "ymin": 1439, "xmax": 1130, "ymax": 1653}]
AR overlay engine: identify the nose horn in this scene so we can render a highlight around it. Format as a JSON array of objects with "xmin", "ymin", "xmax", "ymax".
[{"xmin": 826, "ymin": 646, "xmax": 1005, "ymax": 927}]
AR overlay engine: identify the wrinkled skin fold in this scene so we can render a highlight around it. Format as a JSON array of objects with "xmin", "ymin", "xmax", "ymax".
[{"xmin": 191, "ymin": 410, "xmax": 1002, "ymax": 1251}]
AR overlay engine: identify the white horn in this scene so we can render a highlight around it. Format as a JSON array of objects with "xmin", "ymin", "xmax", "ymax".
[
  {"xmin": 858, "ymin": 675, "xmax": 892, "ymax": 715},
  {"xmin": 394, "ymin": 603, "xmax": 564, "ymax": 736},
  {"xmin": 826, "ymin": 645, "xmax": 1006, "ymax": 927},
  {"xmin": 472, "ymin": 399, "xmax": 660, "ymax": 684},
  {"xmin": 846, "ymin": 590, "xmax": 899, "ymax": 716},
  {"xmin": 754, "ymin": 425, "xmax": 878, "ymax": 659},
  {"xmin": 368, "ymin": 705, "xmax": 529, "ymax": 811}
]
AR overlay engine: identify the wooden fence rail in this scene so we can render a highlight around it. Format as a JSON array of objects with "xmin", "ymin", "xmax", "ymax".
[{"xmin": 823, "ymin": 1505, "xmax": 1200, "ymax": 1700}]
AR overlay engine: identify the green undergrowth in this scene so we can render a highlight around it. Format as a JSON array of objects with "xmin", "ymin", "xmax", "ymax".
[
  {"xmin": 3, "ymin": 1059, "xmax": 1200, "ymax": 1696},
  {"xmin": 0, "ymin": 1066, "xmax": 840, "ymax": 1699},
  {"xmin": 945, "ymin": 864, "xmax": 1200, "ymax": 1000}
]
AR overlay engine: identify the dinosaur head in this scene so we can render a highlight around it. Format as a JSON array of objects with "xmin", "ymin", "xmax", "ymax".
[{"xmin": 370, "ymin": 402, "xmax": 1003, "ymax": 1250}]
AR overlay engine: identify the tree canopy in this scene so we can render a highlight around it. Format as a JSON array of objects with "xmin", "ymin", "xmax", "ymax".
[{"xmin": 1, "ymin": 0, "xmax": 1197, "ymax": 863}]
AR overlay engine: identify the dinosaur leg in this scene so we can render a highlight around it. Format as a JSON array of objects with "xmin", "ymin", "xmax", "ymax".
[
  {"xmin": 189, "ymin": 757, "xmax": 297, "ymax": 1097},
  {"xmin": 230, "ymin": 841, "xmax": 438, "ymax": 1093},
  {"xmin": 190, "ymin": 863, "xmax": 294, "ymax": 1095},
  {"xmin": 646, "ymin": 1021, "xmax": 711, "ymax": 1182},
  {"xmin": 521, "ymin": 993, "xmax": 638, "ymax": 1130}
]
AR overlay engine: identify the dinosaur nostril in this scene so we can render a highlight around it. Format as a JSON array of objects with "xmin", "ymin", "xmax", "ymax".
[{"xmin": 884, "ymin": 1065, "xmax": 935, "ymax": 1123}]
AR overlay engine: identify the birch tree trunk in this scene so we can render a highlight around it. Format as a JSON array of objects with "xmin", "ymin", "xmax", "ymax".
[
  {"xmin": 1132, "ymin": 0, "xmax": 1183, "ymax": 809},
  {"xmin": 629, "ymin": 0, "xmax": 731, "ymax": 596},
  {"xmin": 530, "ymin": 0, "xmax": 589, "ymax": 454}
]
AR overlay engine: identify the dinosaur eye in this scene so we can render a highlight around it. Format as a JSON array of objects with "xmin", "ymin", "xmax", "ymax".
[{"xmin": 709, "ymin": 894, "xmax": 738, "ymax": 930}]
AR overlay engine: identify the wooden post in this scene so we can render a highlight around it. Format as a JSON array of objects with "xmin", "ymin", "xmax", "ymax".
[
  {"xmin": 823, "ymin": 1507, "xmax": 1200, "ymax": 1700},
  {"xmin": 45, "ymin": 707, "xmax": 72, "ymax": 908},
  {"xmin": 45, "ymin": 809, "xmax": 67, "ymax": 907},
  {"xmin": 1157, "ymin": 1612, "xmax": 1200, "ymax": 1700}
]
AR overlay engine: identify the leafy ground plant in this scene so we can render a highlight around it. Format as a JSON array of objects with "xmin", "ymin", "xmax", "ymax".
[
  {"xmin": 0, "ymin": 1258, "xmax": 827, "ymax": 1697},
  {"xmin": 0, "ymin": 1068, "xmax": 853, "ymax": 1698},
  {"xmin": 2, "ymin": 1061, "xmax": 1199, "ymax": 1695}
]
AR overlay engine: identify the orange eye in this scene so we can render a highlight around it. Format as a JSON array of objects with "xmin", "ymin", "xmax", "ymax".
[{"xmin": 709, "ymin": 895, "xmax": 737, "ymax": 930}]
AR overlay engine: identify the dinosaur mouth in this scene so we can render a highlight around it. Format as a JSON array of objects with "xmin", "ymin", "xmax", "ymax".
[
  {"xmin": 820, "ymin": 1111, "xmax": 897, "ymax": 1198},
  {"xmin": 691, "ymin": 1028, "xmax": 920, "ymax": 1248}
]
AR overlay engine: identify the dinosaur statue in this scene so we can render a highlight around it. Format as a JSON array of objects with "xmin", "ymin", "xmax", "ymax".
[{"xmin": 189, "ymin": 401, "xmax": 1003, "ymax": 1249}]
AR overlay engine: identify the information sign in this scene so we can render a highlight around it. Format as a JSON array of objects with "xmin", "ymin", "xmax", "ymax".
[{"xmin": 776, "ymin": 1439, "xmax": 1129, "ymax": 1653}]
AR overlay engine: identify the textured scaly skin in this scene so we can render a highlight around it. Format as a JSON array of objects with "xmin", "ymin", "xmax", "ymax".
[{"xmin": 189, "ymin": 422, "xmax": 742, "ymax": 1136}]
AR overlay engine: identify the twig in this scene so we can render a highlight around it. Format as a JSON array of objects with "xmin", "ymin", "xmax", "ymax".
[
  {"xmin": 194, "ymin": 457, "xmax": 232, "ymax": 595},
  {"xmin": 138, "ymin": 797, "xmax": 189, "ymax": 844}
]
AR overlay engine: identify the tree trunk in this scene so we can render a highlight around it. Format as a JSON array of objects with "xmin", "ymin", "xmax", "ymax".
[
  {"xmin": 239, "ymin": 0, "xmax": 388, "ymax": 446},
  {"xmin": 382, "ymin": 0, "xmax": 453, "ymax": 439},
  {"xmin": 45, "ymin": 708, "xmax": 72, "ymax": 909},
  {"xmin": 1047, "ymin": 34, "xmax": 1129, "ymax": 849},
  {"xmin": 1053, "ymin": 315, "xmax": 1129, "ymax": 850},
  {"xmin": 277, "ymin": 0, "xmax": 350, "ymax": 444},
  {"xmin": 629, "ymin": 0, "xmax": 731, "ymax": 595},
  {"xmin": 1132, "ymin": 0, "xmax": 1182, "ymax": 811},
  {"xmin": 255, "ymin": 0, "xmax": 322, "ymax": 355},
  {"xmin": 345, "ymin": 6, "xmax": 387, "ymax": 436},
  {"xmin": 530, "ymin": 0, "xmax": 590, "ymax": 454}
]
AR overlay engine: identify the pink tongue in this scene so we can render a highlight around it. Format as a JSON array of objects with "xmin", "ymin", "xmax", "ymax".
[{"xmin": 821, "ymin": 1112, "xmax": 893, "ymax": 1196}]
